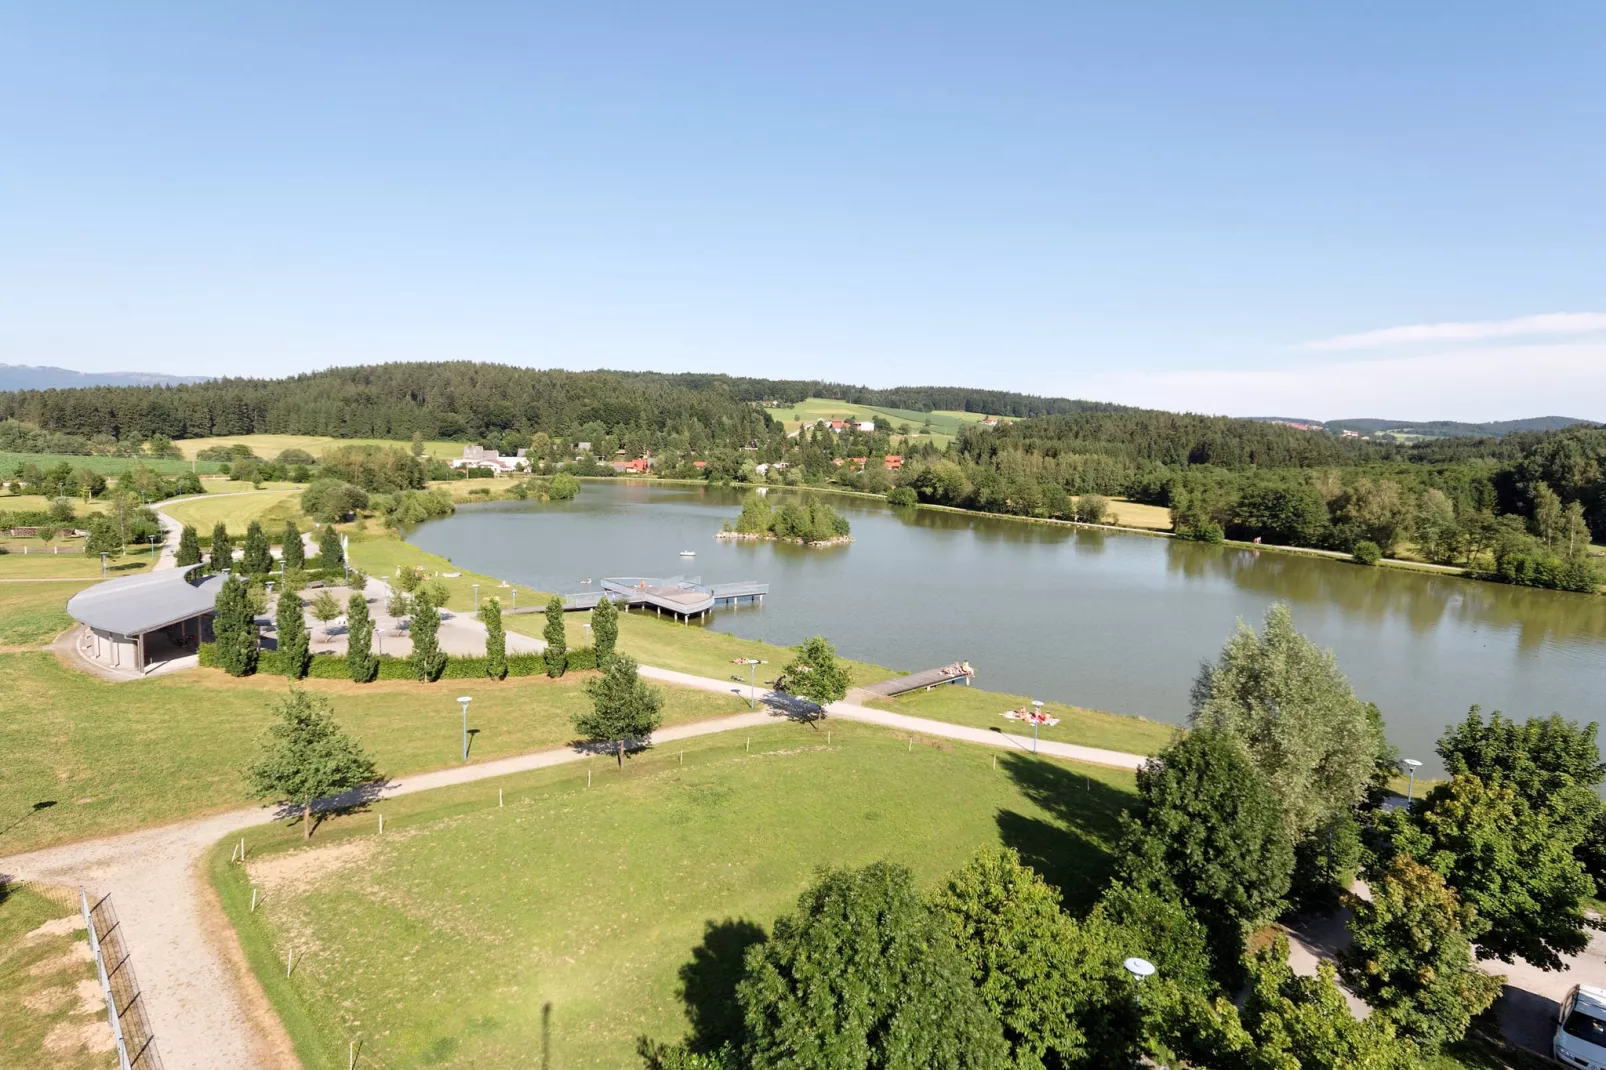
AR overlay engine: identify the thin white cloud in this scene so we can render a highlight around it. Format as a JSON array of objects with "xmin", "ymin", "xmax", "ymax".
[{"xmin": 1301, "ymin": 312, "xmax": 1606, "ymax": 352}]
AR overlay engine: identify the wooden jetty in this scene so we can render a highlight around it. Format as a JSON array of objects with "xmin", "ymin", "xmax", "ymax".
[
  {"xmin": 555, "ymin": 576, "xmax": 768, "ymax": 622},
  {"xmin": 861, "ymin": 662, "xmax": 976, "ymax": 697}
]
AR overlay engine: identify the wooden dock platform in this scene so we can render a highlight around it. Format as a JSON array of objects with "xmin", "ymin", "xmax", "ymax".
[
  {"xmin": 861, "ymin": 662, "xmax": 975, "ymax": 697},
  {"xmin": 556, "ymin": 576, "xmax": 769, "ymax": 620}
]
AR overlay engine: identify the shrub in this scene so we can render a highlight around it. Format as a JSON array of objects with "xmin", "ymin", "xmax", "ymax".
[
  {"xmin": 886, "ymin": 486, "xmax": 918, "ymax": 507},
  {"xmin": 1352, "ymin": 540, "xmax": 1383, "ymax": 566}
]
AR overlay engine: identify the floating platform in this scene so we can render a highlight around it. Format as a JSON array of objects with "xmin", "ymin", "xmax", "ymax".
[
  {"xmin": 558, "ymin": 576, "xmax": 769, "ymax": 620},
  {"xmin": 861, "ymin": 662, "xmax": 976, "ymax": 697}
]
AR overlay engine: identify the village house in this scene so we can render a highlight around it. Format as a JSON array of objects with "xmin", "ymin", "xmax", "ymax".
[
  {"xmin": 610, "ymin": 457, "xmax": 652, "ymax": 474},
  {"xmin": 450, "ymin": 444, "xmax": 522, "ymax": 473}
]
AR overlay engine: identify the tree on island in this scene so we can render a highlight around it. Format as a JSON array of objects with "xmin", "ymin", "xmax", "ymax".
[
  {"xmin": 575, "ymin": 654, "xmax": 662, "ymax": 766},
  {"xmin": 212, "ymin": 573, "xmax": 259, "ymax": 676},
  {"xmin": 590, "ymin": 593, "xmax": 619, "ymax": 668},
  {"xmin": 480, "ymin": 596, "xmax": 507, "ymax": 679},
  {"xmin": 245, "ymin": 690, "xmax": 378, "ymax": 839},
  {"xmin": 281, "ymin": 519, "xmax": 305, "ymax": 571},
  {"xmin": 241, "ymin": 520, "xmax": 273, "ymax": 574},
  {"xmin": 346, "ymin": 592, "xmax": 377, "ymax": 682},
  {"xmin": 210, "ymin": 521, "xmax": 234, "ymax": 572},
  {"xmin": 409, "ymin": 590, "xmax": 446, "ymax": 682},
  {"xmin": 543, "ymin": 595, "xmax": 567, "ymax": 677},
  {"xmin": 175, "ymin": 524, "xmax": 201, "ymax": 567},
  {"xmin": 782, "ymin": 635, "xmax": 851, "ymax": 723},
  {"xmin": 317, "ymin": 523, "xmax": 344, "ymax": 572},
  {"xmin": 275, "ymin": 588, "xmax": 309, "ymax": 680}
]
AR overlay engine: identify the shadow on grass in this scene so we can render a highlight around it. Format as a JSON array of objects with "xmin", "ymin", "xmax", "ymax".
[
  {"xmin": 996, "ymin": 753, "xmax": 1133, "ymax": 914},
  {"xmin": 272, "ymin": 779, "xmax": 389, "ymax": 837},
  {"xmin": 0, "ymin": 799, "xmax": 56, "ymax": 842},
  {"xmin": 677, "ymin": 918, "xmax": 767, "ymax": 1052}
]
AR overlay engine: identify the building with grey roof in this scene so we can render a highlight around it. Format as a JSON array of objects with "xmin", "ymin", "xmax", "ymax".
[{"xmin": 66, "ymin": 566, "xmax": 227, "ymax": 673}]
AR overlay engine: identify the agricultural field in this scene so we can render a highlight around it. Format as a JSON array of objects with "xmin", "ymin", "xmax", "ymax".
[
  {"xmin": 0, "ymin": 882, "xmax": 115, "ymax": 1070},
  {"xmin": 0, "ymin": 451, "xmax": 221, "ymax": 477},
  {"xmin": 0, "ymin": 650, "xmax": 746, "ymax": 856},
  {"xmin": 215, "ymin": 723, "xmax": 1136, "ymax": 1068},
  {"xmin": 1103, "ymin": 498, "xmax": 1172, "ymax": 531},
  {"xmin": 175, "ymin": 434, "xmax": 461, "ymax": 462},
  {"xmin": 762, "ymin": 398, "xmax": 997, "ymax": 449},
  {"xmin": 163, "ymin": 488, "xmax": 306, "ymax": 536}
]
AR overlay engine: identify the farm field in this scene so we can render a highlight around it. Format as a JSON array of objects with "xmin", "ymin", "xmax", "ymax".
[
  {"xmin": 0, "ymin": 451, "xmax": 222, "ymax": 477},
  {"xmin": 163, "ymin": 488, "xmax": 305, "ymax": 536},
  {"xmin": 215, "ymin": 723, "xmax": 1136, "ymax": 1068},
  {"xmin": 0, "ymin": 651, "xmax": 745, "ymax": 856},
  {"xmin": 762, "ymin": 397, "xmax": 997, "ymax": 449},
  {"xmin": 1103, "ymin": 498, "xmax": 1172, "ymax": 531},
  {"xmin": 175, "ymin": 434, "xmax": 461, "ymax": 462},
  {"xmin": 0, "ymin": 882, "xmax": 115, "ymax": 1070},
  {"xmin": 0, "ymin": 493, "xmax": 111, "ymax": 516}
]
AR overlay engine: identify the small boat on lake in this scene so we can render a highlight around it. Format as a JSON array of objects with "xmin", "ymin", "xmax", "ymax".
[{"xmin": 680, "ymin": 550, "xmax": 697, "ymax": 557}]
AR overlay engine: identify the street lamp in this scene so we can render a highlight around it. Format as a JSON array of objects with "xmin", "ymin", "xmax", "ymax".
[
  {"xmin": 99, "ymin": 551, "xmax": 108, "ymax": 577},
  {"xmin": 457, "ymin": 696, "xmax": 473, "ymax": 763},
  {"xmin": 473, "ymin": 583, "xmax": 480, "ymax": 612},
  {"xmin": 1002, "ymin": 700, "xmax": 1059, "ymax": 754},
  {"xmin": 1402, "ymin": 758, "xmax": 1423, "ymax": 803},
  {"xmin": 735, "ymin": 658, "xmax": 765, "ymax": 710},
  {"xmin": 1124, "ymin": 956, "xmax": 1156, "ymax": 1005}
]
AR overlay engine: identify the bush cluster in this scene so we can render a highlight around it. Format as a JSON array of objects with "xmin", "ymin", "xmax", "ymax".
[{"xmin": 200, "ymin": 642, "xmax": 596, "ymax": 678}]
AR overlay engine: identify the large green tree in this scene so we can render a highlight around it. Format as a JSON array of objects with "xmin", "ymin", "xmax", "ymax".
[
  {"xmin": 1190, "ymin": 603, "xmax": 1384, "ymax": 837},
  {"xmin": 84, "ymin": 515, "xmax": 122, "ymax": 558},
  {"xmin": 1118, "ymin": 729, "xmax": 1295, "ymax": 971},
  {"xmin": 245, "ymin": 690, "xmax": 378, "ymax": 839},
  {"xmin": 281, "ymin": 519, "xmax": 305, "ymax": 571},
  {"xmin": 480, "ymin": 596, "xmax": 507, "ymax": 680},
  {"xmin": 175, "ymin": 523, "xmax": 201, "ymax": 567},
  {"xmin": 590, "ymin": 593, "xmax": 619, "ymax": 668},
  {"xmin": 543, "ymin": 595, "xmax": 567, "ymax": 677},
  {"xmin": 211, "ymin": 574, "xmax": 259, "ymax": 676},
  {"xmin": 346, "ymin": 592, "xmax": 377, "ymax": 683},
  {"xmin": 409, "ymin": 590, "xmax": 446, "ymax": 682},
  {"xmin": 738, "ymin": 862, "xmax": 1009, "ymax": 1069},
  {"xmin": 210, "ymin": 521, "xmax": 233, "ymax": 572},
  {"xmin": 275, "ymin": 588, "xmax": 309, "ymax": 680},
  {"xmin": 317, "ymin": 523, "xmax": 343, "ymax": 571},
  {"xmin": 575, "ymin": 654, "xmax": 662, "ymax": 766},
  {"xmin": 782, "ymin": 635, "xmax": 852, "ymax": 721},
  {"xmin": 1437, "ymin": 705, "xmax": 1605, "ymax": 844},
  {"xmin": 1339, "ymin": 855, "xmax": 1502, "ymax": 1049},
  {"xmin": 241, "ymin": 519, "xmax": 273, "ymax": 574}
]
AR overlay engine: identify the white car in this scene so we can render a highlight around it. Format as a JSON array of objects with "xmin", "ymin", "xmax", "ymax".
[{"xmin": 1556, "ymin": 984, "xmax": 1606, "ymax": 1069}]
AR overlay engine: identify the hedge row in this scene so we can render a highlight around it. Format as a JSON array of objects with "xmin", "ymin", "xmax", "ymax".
[{"xmin": 199, "ymin": 642, "xmax": 597, "ymax": 679}]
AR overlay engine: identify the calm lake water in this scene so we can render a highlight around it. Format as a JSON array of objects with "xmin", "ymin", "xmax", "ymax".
[{"xmin": 409, "ymin": 482, "xmax": 1606, "ymax": 774}]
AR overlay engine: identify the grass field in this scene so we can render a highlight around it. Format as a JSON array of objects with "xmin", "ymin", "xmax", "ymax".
[
  {"xmin": 0, "ymin": 651, "xmax": 746, "ymax": 856},
  {"xmin": 0, "ymin": 493, "xmax": 111, "ymax": 516},
  {"xmin": 163, "ymin": 488, "xmax": 306, "ymax": 535},
  {"xmin": 0, "ymin": 883, "xmax": 115, "ymax": 1070},
  {"xmin": 763, "ymin": 398, "xmax": 997, "ymax": 449},
  {"xmin": 867, "ymin": 681, "xmax": 1176, "ymax": 756},
  {"xmin": 0, "ymin": 581, "xmax": 104, "ymax": 646},
  {"xmin": 0, "ymin": 451, "xmax": 222, "ymax": 477},
  {"xmin": 1104, "ymin": 498, "xmax": 1172, "ymax": 531},
  {"xmin": 214, "ymin": 723, "xmax": 1136, "ymax": 1068},
  {"xmin": 176, "ymin": 434, "xmax": 461, "ymax": 462},
  {"xmin": 0, "ymin": 553, "xmax": 151, "ymax": 582}
]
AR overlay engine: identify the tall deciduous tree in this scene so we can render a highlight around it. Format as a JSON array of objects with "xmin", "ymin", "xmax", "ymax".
[
  {"xmin": 574, "ymin": 654, "xmax": 662, "ymax": 766},
  {"xmin": 480, "ymin": 596, "xmax": 506, "ymax": 679},
  {"xmin": 212, "ymin": 574, "xmax": 259, "ymax": 676},
  {"xmin": 409, "ymin": 590, "xmax": 446, "ymax": 682},
  {"xmin": 275, "ymin": 588, "xmax": 309, "ymax": 680},
  {"xmin": 1118, "ymin": 729, "xmax": 1294, "ymax": 971},
  {"xmin": 318, "ymin": 523, "xmax": 343, "ymax": 571},
  {"xmin": 245, "ymin": 690, "xmax": 378, "ymax": 839},
  {"xmin": 783, "ymin": 635, "xmax": 851, "ymax": 722},
  {"xmin": 738, "ymin": 862, "xmax": 1009, "ymax": 1069},
  {"xmin": 281, "ymin": 520, "xmax": 305, "ymax": 571},
  {"xmin": 210, "ymin": 521, "xmax": 233, "ymax": 572},
  {"xmin": 543, "ymin": 595, "xmax": 567, "ymax": 677},
  {"xmin": 175, "ymin": 524, "xmax": 201, "ymax": 566},
  {"xmin": 309, "ymin": 589, "xmax": 342, "ymax": 637},
  {"xmin": 84, "ymin": 515, "xmax": 123, "ymax": 558},
  {"xmin": 590, "ymin": 593, "xmax": 619, "ymax": 668},
  {"xmin": 1531, "ymin": 481, "xmax": 1564, "ymax": 549},
  {"xmin": 346, "ymin": 592, "xmax": 377, "ymax": 683},
  {"xmin": 1190, "ymin": 603, "xmax": 1384, "ymax": 837},
  {"xmin": 1339, "ymin": 855, "xmax": 1502, "ymax": 1050},
  {"xmin": 241, "ymin": 520, "xmax": 272, "ymax": 574}
]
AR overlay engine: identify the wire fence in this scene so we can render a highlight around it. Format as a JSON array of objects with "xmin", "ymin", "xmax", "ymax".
[{"xmin": 83, "ymin": 889, "xmax": 165, "ymax": 1070}]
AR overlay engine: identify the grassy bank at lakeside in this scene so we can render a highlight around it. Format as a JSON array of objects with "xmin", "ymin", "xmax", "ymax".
[
  {"xmin": 866, "ymin": 683, "xmax": 1177, "ymax": 756},
  {"xmin": 0, "ymin": 651, "xmax": 746, "ymax": 856},
  {"xmin": 212, "ymin": 722, "xmax": 1136, "ymax": 1068}
]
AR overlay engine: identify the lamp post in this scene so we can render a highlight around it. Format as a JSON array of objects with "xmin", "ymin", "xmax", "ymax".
[
  {"xmin": 737, "ymin": 658, "xmax": 765, "ymax": 710},
  {"xmin": 511, "ymin": 588, "xmax": 516, "ymax": 611},
  {"xmin": 457, "ymin": 696, "xmax": 473, "ymax": 763},
  {"xmin": 100, "ymin": 551, "xmax": 108, "ymax": 577},
  {"xmin": 1124, "ymin": 956, "xmax": 1156, "ymax": 1005},
  {"xmin": 1402, "ymin": 758, "xmax": 1423, "ymax": 803},
  {"xmin": 1030, "ymin": 699, "xmax": 1045, "ymax": 753},
  {"xmin": 473, "ymin": 583, "xmax": 480, "ymax": 612}
]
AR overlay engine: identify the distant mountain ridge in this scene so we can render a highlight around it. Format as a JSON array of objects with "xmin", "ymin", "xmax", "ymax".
[
  {"xmin": 1253, "ymin": 415, "xmax": 1593, "ymax": 439},
  {"xmin": 0, "ymin": 363, "xmax": 209, "ymax": 391}
]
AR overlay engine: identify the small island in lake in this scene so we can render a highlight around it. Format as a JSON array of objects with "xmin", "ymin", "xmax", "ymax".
[{"xmin": 719, "ymin": 491, "xmax": 852, "ymax": 546}]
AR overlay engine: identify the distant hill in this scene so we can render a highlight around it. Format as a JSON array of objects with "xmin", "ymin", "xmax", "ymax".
[
  {"xmin": 1252, "ymin": 415, "xmax": 1594, "ymax": 439},
  {"xmin": 0, "ymin": 364, "xmax": 209, "ymax": 391}
]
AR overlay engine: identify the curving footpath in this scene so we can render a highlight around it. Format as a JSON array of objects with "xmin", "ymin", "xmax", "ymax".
[{"xmin": 0, "ymin": 670, "xmax": 1144, "ymax": 1069}]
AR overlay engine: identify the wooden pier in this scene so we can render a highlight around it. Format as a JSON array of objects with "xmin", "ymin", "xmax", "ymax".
[
  {"xmin": 861, "ymin": 662, "xmax": 976, "ymax": 697},
  {"xmin": 554, "ymin": 576, "xmax": 769, "ymax": 621}
]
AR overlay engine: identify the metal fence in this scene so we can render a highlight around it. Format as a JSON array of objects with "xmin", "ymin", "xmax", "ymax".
[{"xmin": 82, "ymin": 889, "xmax": 164, "ymax": 1070}]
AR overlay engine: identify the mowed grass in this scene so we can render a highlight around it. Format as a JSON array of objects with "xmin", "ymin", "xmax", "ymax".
[
  {"xmin": 615, "ymin": 612, "xmax": 899, "ymax": 688},
  {"xmin": 176, "ymin": 434, "xmax": 461, "ymax": 462},
  {"xmin": 0, "ymin": 883, "xmax": 115, "ymax": 1070},
  {"xmin": 0, "ymin": 451, "xmax": 221, "ymax": 476},
  {"xmin": 0, "ymin": 494, "xmax": 111, "ymax": 515},
  {"xmin": 214, "ymin": 723, "xmax": 1137, "ymax": 1068},
  {"xmin": 164, "ymin": 488, "xmax": 305, "ymax": 535},
  {"xmin": 0, "ymin": 652, "xmax": 747, "ymax": 855},
  {"xmin": 866, "ymin": 681, "xmax": 1176, "ymax": 756},
  {"xmin": 0, "ymin": 555, "xmax": 150, "ymax": 582},
  {"xmin": 0, "ymin": 581, "xmax": 108, "ymax": 646}
]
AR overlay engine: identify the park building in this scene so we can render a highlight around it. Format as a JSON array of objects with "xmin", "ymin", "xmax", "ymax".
[{"xmin": 66, "ymin": 566, "xmax": 226, "ymax": 675}]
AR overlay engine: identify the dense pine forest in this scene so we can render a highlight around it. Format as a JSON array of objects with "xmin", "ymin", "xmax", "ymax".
[{"xmin": 1, "ymin": 361, "xmax": 1601, "ymax": 591}]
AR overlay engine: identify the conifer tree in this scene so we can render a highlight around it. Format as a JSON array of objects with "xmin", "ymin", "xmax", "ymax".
[
  {"xmin": 590, "ymin": 592, "xmax": 618, "ymax": 668},
  {"xmin": 175, "ymin": 524, "xmax": 202, "ymax": 567},
  {"xmin": 281, "ymin": 520, "xmax": 305, "ymax": 571},
  {"xmin": 212, "ymin": 574, "xmax": 259, "ymax": 676},
  {"xmin": 242, "ymin": 520, "xmax": 273, "ymax": 574},
  {"xmin": 318, "ymin": 524, "xmax": 343, "ymax": 572},
  {"xmin": 210, "ymin": 521, "xmax": 234, "ymax": 572},
  {"xmin": 346, "ymin": 592, "xmax": 377, "ymax": 682},
  {"xmin": 410, "ymin": 590, "xmax": 446, "ymax": 681},
  {"xmin": 480, "ymin": 596, "xmax": 507, "ymax": 679},
  {"xmin": 275, "ymin": 588, "xmax": 309, "ymax": 679},
  {"xmin": 543, "ymin": 595, "xmax": 567, "ymax": 677}
]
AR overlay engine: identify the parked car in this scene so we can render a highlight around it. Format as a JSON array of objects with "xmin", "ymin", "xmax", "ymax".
[{"xmin": 1556, "ymin": 984, "xmax": 1606, "ymax": 1069}]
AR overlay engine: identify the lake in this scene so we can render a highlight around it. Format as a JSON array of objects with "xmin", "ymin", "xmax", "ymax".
[{"xmin": 409, "ymin": 481, "xmax": 1606, "ymax": 774}]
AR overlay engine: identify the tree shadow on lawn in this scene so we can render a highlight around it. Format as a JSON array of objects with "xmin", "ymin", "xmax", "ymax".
[
  {"xmin": 271, "ymin": 778, "xmax": 389, "ymax": 838},
  {"xmin": 997, "ymin": 753, "xmax": 1134, "ymax": 915},
  {"xmin": 675, "ymin": 917, "xmax": 768, "ymax": 1053}
]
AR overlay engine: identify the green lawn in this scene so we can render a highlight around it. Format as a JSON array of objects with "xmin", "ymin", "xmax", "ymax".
[
  {"xmin": 175, "ymin": 434, "xmax": 462, "ymax": 462},
  {"xmin": 613, "ymin": 611, "xmax": 898, "ymax": 688},
  {"xmin": 213, "ymin": 723, "xmax": 1136, "ymax": 1068},
  {"xmin": 0, "ymin": 554, "xmax": 150, "ymax": 581},
  {"xmin": 0, "ymin": 652, "xmax": 746, "ymax": 855},
  {"xmin": 0, "ymin": 882, "xmax": 115, "ymax": 1070},
  {"xmin": 0, "ymin": 451, "xmax": 222, "ymax": 476},
  {"xmin": 0, "ymin": 582, "xmax": 100, "ymax": 646},
  {"xmin": 163, "ymin": 488, "xmax": 306, "ymax": 536},
  {"xmin": 866, "ymin": 682, "xmax": 1177, "ymax": 756}
]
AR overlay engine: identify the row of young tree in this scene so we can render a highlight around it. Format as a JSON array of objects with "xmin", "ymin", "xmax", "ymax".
[{"xmin": 644, "ymin": 605, "xmax": 1606, "ymax": 1068}]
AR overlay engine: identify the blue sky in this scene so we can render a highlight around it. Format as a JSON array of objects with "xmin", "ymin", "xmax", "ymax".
[{"xmin": 2, "ymin": 3, "xmax": 1603, "ymax": 419}]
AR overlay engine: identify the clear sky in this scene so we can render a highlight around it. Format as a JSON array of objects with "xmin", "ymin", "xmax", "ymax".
[{"xmin": 2, "ymin": 3, "xmax": 1603, "ymax": 420}]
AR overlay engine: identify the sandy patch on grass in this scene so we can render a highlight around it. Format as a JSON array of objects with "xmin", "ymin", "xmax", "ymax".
[
  {"xmin": 23, "ymin": 914, "xmax": 85, "ymax": 941},
  {"xmin": 23, "ymin": 985, "xmax": 72, "ymax": 1014},
  {"xmin": 27, "ymin": 941, "xmax": 92, "ymax": 975},
  {"xmin": 44, "ymin": 1017, "xmax": 115, "ymax": 1056},
  {"xmin": 246, "ymin": 835, "xmax": 382, "ymax": 898}
]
